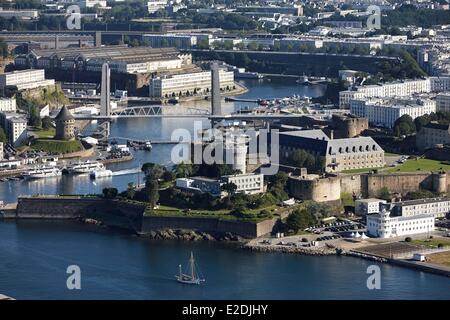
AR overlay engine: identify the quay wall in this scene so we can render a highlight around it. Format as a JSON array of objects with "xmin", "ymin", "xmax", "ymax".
[
  {"xmin": 15, "ymin": 197, "xmax": 146, "ymax": 230},
  {"xmin": 141, "ymin": 215, "xmax": 278, "ymax": 238}
]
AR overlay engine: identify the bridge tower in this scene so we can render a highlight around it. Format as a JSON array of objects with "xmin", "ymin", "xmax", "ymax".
[
  {"xmin": 100, "ymin": 63, "xmax": 111, "ymax": 117},
  {"xmin": 211, "ymin": 62, "xmax": 222, "ymax": 116}
]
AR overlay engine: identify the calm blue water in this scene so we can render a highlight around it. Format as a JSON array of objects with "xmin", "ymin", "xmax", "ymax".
[
  {"xmin": 2, "ymin": 80, "xmax": 448, "ymax": 300},
  {"xmin": 0, "ymin": 220, "xmax": 449, "ymax": 300}
]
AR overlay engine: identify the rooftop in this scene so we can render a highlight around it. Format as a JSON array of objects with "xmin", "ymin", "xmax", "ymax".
[{"xmin": 394, "ymin": 197, "xmax": 450, "ymax": 207}]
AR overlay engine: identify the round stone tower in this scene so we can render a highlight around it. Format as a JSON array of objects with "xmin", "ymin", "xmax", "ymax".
[
  {"xmin": 55, "ymin": 105, "xmax": 75, "ymax": 141},
  {"xmin": 432, "ymin": 172, "xmax": 447, "ymax": 194}
]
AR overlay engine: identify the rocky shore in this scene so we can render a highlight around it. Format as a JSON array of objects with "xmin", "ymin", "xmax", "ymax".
[
  {"xmin": 243, "ymin": 244, "xmax": 337, "ymax": 256},
  {"xmin": 139, "ymin": 228, "xmax": 246, "ymax": 242}
]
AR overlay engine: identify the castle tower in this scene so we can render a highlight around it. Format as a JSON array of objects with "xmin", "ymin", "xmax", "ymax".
[
  {"xmin": 432, "ymin": 172, "xmax": 447, "ymax": 194},
  {"xmin": 55, "ymin": 106, "xmax": 75, "ymax": 141}
]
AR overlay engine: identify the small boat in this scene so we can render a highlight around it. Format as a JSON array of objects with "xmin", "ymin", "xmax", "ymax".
[
  {"xmin": 144, "ymin": 141, "xmax": 152, "ymax": 151},
  {"xmin": 89, "ymin": 169, "xmax": 113, "ymax": 179},
  {"xmin": 175, "ymin": 252, "xmax": 205, "ymax": 285}
]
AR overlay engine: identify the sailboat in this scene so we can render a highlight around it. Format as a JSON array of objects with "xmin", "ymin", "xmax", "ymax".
[{"xmin": 175, "ymin": 252, "xmax": 205, "ymax": 285}]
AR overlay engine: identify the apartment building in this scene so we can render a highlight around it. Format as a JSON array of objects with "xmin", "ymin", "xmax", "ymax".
[
  {"xmin": 350, "ymin": 97, "xmax": 436, "ymax": 128},
  {"xmin": 0, "ymin": 69, "xmax": 55, "ymax": 91},
  {"xmin": 416, "ymin": 122, "xmax": 450, "ymax": 150},
  {"xmin": 0, "ymin": 112, "xmax": 28, "ymax": 147},
  {"xmin": 436, "ymin": 92, "xmax": 450, "ymax": 112},
  {"xmin": 149, "ymin": 70, "xmax": 234, "ymax": 98},
  {"xmin": 222, "ymin": 173, "xmax": 265, "ymax": 195},
  {"xmin": 391, "ymin": 197, "xmax": 450, "ymax": 219},
  {"xmin": 0, "ymin": 97, "xmax": 17, "ymax": 112}
]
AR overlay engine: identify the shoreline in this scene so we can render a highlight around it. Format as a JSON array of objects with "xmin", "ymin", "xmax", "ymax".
[{"xmin": 2, "ymin": 216, "xmax": 450, "ymax": 279}]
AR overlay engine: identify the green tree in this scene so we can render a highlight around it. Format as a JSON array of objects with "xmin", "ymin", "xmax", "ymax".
[
  {"xmin": 28, "ymin": 105, "xmax": 41, "ymax": 127},
  {"xmin": 377, "ymin": 187, "xmax": 391, "ymax": 201},
  {"xmin": 393, "ymin": 114, "xmax": 416, "ymax": 136},
  {"xmin": 0, "ymin": 127, "xmax": 7, "ymax": 144},
  {"xmin": 126, "ymin": 182, "xmax": 136, "ymax": 199},
  {"xmin": 174, "ymin": 161, "xmax": 193, "ymax": 178},
  {"xmin": 286, "ymin": 209, "xmax": 314, "ymax": 233},
  {"xmin": 145, "ymin": 177, "xmax": 159, "ymax": 208},
  {"xmin": 41, "ymin": 116, "xmax": 52, "ymax": 130},
  {"xmin": 222, "ymin": 182, "xmax": 238, "ymax": 209},
  {"xmin": 141, "ymin": 162, "xmax": 164, "ymax": 180},
  {"xmin": 102, "ymin": 187, "xmax": 118, "ymax": 199}
]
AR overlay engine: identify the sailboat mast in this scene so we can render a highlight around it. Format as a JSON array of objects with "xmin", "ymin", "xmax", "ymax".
[{"xmin": 190, "ymin": 251, "xmax": 195, "ymax": 279}]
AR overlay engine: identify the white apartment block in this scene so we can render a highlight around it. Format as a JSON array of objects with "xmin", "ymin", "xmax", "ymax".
[
  {"xmin": 355, "ymin": 198, "xmax": 387, "ymax": 216},
  {"xmin": 436, "ymin": 92, "xmax": 450, "ymax": 113},
  {"xmin": 147, "ymin": 0, "xmax": 168, "ymax": 13},
  {"xmin": 0, "ymin": 69, "xmax": 55, "ymax": 91},
  {"xmin": 367, "ymin": 209, "xmax": 435, "ymax": 238},
  {"xmin": 222, "ymin": 173, "xmax": 265, "ymax": 195},
  {"xmin": 0, "ymin": 142, "xmax": 3, "ymax": 161},
  {"xmin": 340, "ymin": 77, "xmax": 450, "ymax": 108},
  {"xmin": 78, "ymin": 0, "xmax": 107, "ymax": 8},
  {"xmin": 392, "ymin": 197, "xmax": 450, "ymax": 219},
  {"xmin": 0, "ymin": 9, "xmax": 38, "ymax": 19},
  {"xmin": 149, "ymin": 70, "xmax": 234, "ymax": 98},
  {"xmin": 0, "ymin": 97, "xmax": 17, "ymax": 112},
  {"xmin": 6, "ymin": 116, "xmax": 27, "ymax": 147},
  {"xmin": 85, "ymin": 58, "xmax": 183, "ymax": 74},
  {"xmin": 350, "ymin": 97, "xmax": 436, "ymax": 128}
]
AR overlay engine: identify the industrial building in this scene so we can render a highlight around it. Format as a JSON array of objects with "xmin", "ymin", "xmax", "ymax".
[{"xmin": 15, "ymin": 46, "xmax": 192, "ymax": 75}]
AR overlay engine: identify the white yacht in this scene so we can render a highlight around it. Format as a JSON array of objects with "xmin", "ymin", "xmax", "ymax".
[
  {"xmin": 23, "ymin": 167, "xmax": 62, "ymax": 179},
  {"xmin": 68, "ymin": 161, "xmax": 105, "ymax": 174}
]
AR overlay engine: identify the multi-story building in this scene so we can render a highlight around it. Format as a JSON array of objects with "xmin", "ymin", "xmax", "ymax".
[
  {"xmin": 350, "ymin": 97, "xmax": 436, "ymax": 128},
  {"xmin": 355, "ymin": 198, "xmax": 387, "ymax": 216},
  {"xmin": 78, "ymin": 0, "xmax": 107, "ymax": 8},
  {"xmin": 0, "ymin": 69, "xmax": 55, "ymax": 91},
  {"xmin": 0, "ymin": 113, "xmax": 27, "ymax": 147},
  {"xmin": 416, "ymin": 122, "xmax": 450, "ymax": 151},
  {"xmin": 15, "ymin": 47, "xmax": 192, "ymax": 75},
  {"xmin": 391, "ymin": 197, "xmax": 450, "ymax": 219},
  {"xmin": 147, "ymin": 0, "xmax": 168, "ymax": 13},
  {"xmin": 436, "ymin": 92, "xmax": 450, "ymax": 113},
  {"xmin": 149, "ymin": 69, "xmax": 234, "ymax": 98},
  {"xmin": 367, "ymin": 208, "xmax": 435, "ymax": 238},
  {"xmin": 222, "ymin": 173, "xmax": 264, "ymax": 195},
  {"xmin": 0, "ymin": 142, "xmax": 3, "ymax": 161},
  {"xmin": 0, "ymin": 9, "xmax": 38, "ymax": 19},
  {"xmin": 235, "ymin": 5, "xmax": 303, "ymax": 17},
  {"xmin": 0, "ymin": 97, "xmax": 17, "ymax": 112},
  {"xmin": 278, "ymin": 129, "xmax": 385, "ymax": 173},
  {"xmin": 339, "ymin": 77, "xmax": 450, "ymax": 108}
]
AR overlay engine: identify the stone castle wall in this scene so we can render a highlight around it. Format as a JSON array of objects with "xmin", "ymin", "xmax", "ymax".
[{"xmin": 288, "ymin": 172, "xmax": 449, "ymax": 202}]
